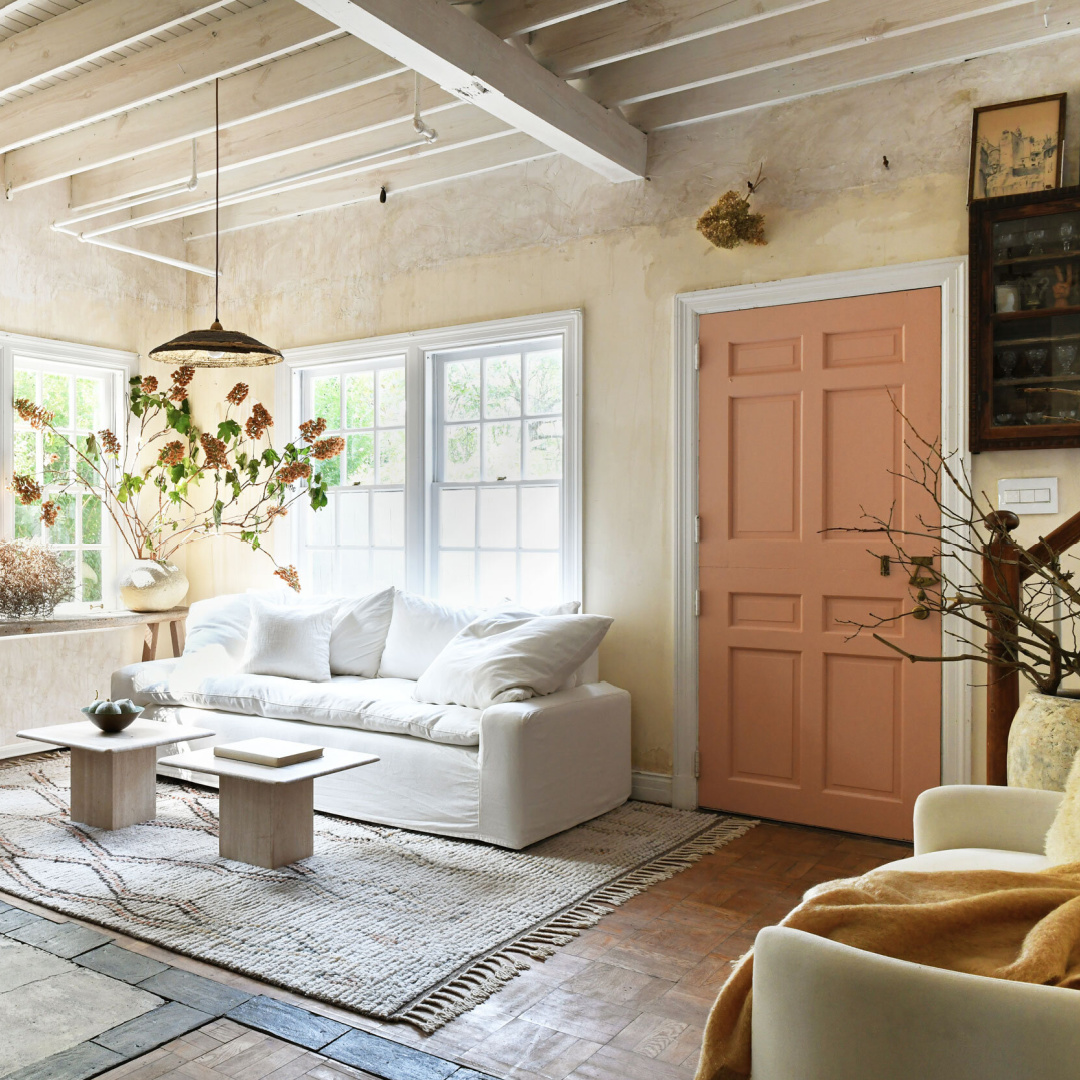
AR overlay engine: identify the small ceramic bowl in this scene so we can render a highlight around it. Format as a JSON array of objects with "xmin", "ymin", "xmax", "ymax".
[{"xmin": 81, "ymin": 703, "xmax": 143, "ymax": 734}]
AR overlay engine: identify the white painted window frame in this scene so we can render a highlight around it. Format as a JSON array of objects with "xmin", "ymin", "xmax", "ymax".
[
  {"xmin": 672, "ymin": 259, "xmax": 970, "ymax": 811},
  {"xmin": 0, "ymin": 330, "xmax": 138, "ymax": 611},
  {"xmin": 276, "ymin": 310, "xmax": 583, "ymax": 603}
]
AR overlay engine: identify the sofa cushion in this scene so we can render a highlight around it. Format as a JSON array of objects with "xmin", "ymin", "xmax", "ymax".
[
  {"xmin": 242, "ymin": 600, "xmax": 335, "ymax": 682},
  {"xmin": 134, "ymin": 669, "xmax": 481, "ymax": 746},
  {"xmin": 873, "ymin": 848, "xmax": 1053, "ymax": 874},
  {"xmin": 378, "ymin": 591, "xmax": 481, "ymax": 680}
]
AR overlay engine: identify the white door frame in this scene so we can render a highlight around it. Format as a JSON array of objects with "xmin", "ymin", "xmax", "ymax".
[{"xmin": 672, "ymin": 258, "xmax": 970, "ymax": 811}]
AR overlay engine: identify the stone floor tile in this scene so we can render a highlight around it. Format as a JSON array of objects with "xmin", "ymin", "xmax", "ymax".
[
  {"xmin": 323, "ymin": 1029, "xmax": 459, "ymax": 1080},
  {"xmin": 4, "ymin": 1040, "xmax": 126, "ymax": 1080},
  {"xmin": 76, "ymin": 944, "xmax": 171, "ymax": 985},
  {"xmin": 139, "ymin": 968, "xmax": 254, "ymax": 1016},
  {"xmin": 227, "ymin": 997, "xmax": 349, "ymax": 1052},
  {"xmin": 0, "ymin": 907, "xmax": 52, "ymax": 933},
  {"xmin": 7, "ymin": 918, "xmax": 113, "ymax": 959},
  {"xmin": 96, "ymin": 1003, "xmax": 216, "ymax": 1059}
]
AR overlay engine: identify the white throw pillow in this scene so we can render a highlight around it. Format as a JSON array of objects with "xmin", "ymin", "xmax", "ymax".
[
  {"xmin": 414, "ymin": 612, "xmax": 613, "ymax": 709},
  {"xmin": 183, "ymin": 593, "xmax": 253, "ymax": 662},
  {"xmin": 328, "ymin": 587, "xmax": 394, "ymax": 677},
  {"xmin": 241, "ymin": 600, "xmax": 335, "ymax": 682},
  {"xmin": 378, "ymin": 591, "xmax": 481, "ymax": 680}
]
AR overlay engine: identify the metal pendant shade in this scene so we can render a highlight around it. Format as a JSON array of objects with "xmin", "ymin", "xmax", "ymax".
[{"xmin": 150, "ymin": 79, "xmax": 281, "ymax": 368}]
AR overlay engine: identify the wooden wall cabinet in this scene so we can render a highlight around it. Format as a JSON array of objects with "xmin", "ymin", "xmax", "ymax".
[{"xmin": 970, "ymin": 184, "xmax": 1080, "ymax": 452}]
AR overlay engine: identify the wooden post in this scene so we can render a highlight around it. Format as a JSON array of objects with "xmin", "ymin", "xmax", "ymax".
[{"xmin": 983, "ymin": 510, "xmax": 1021, "ymax": 785}]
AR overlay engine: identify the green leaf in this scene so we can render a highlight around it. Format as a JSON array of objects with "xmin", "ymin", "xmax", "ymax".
[
  {"xmin": 218, "ymin": 418, "xmax": 242, "ymax": 441},
  {"xmin": 247, "ymin": 460, "xmax": 259, "ymax": 482},
  {"xmin": 213, "ymin": 500, "xmax": 223, "ymax": 529},
  {"xmin": 169, "ymin": 464, "xmax": 184, "ymax": 484},
  {"xmin": 261, "ymin": 447, "xmax": 280, "ymax": 467}
]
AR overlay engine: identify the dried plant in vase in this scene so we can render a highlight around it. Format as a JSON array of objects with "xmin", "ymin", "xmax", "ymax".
[
  {"xmin": 697, "ymin": 168, "xmax": 767, "ymax": 250},
  {"xmin": 11, "ymin": 367, "xmax": 342, "ymax": 604},
  {"xmin": 0, "ymin": 539, "xmax": 76, "ymax": 618}
]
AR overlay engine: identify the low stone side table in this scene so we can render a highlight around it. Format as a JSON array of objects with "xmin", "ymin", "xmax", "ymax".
[
  {"xmin": 158, "ymin": 745, "xmax": 378, "ymax": 869},
  {"xmin": 17, "ymin": 721, "xmax": 214, "ymax": 829}
]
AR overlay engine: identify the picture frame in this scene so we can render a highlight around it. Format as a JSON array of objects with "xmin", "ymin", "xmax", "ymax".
[{"xmin": 968, "ymin": 93, "xmax": 1066, "ymax": 202}]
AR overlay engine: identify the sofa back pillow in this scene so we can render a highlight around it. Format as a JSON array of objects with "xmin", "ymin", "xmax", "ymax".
[
  {"xmin": 241, "ymin": 600, "xmax": 336, "ymax": 682},
  {"xmin": 378, "ymin": 591, "xmax": 481, "ymax": 680},
  {"xmin": 183, "ymin": 593, "xmax": 253, "ymax": 662},
  {"xmin": 328, "ymin": 587, "xmax": 394, "ymax": 677},
  {"xmin": 414, "ymin": 612, "xmax": 613, "ymax": 709}
]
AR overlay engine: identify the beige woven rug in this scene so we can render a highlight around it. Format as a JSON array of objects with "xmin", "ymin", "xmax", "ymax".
[{"xmin": 0, "ymin": 753, "xmax": 754, "ymax": 1031}]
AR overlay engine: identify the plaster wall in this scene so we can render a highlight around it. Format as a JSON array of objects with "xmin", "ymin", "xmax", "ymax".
[
  {"xmin": 182, "ymin": 43, "xmax": 1080, "ymax": 782},
  {"xmin": 0, "ymin": 182, "xmax": 188, "ymax": 750}
]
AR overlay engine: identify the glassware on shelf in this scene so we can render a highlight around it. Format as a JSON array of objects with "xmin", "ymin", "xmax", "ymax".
[
  {"xmin": 1020, "ymin": 275, "xmax": 1050, "ymax": 310},
  {"xmin": 1025, "ymin": 347, "xmax": 1049, "ymax": 375},
  {"xmin": 1027, "ymin": 226, "xmax": 1049, "ymax": 255},
  {"xmin": 997, "ymin": 349, "xmax": 1019, "ymax": 377},
  {"xmin": 996, "ymin": 229, "xmax": 1021, "ymax": 258},
  {"xmin": 994, "ymin": 411, "xmax": 1016, "ymax": 426},
  {"xmin": 1054, "ymin": 343, "xmax": 1078, "ymax": 374},
  {"xmin": 1061, "ymin": 221, "xmax": 1076, "ymax": 252}
]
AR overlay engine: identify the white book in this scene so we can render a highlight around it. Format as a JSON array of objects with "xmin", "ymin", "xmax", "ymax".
[{"xmin": 213, "ymin": 738, "xmax": 324, "ymax": 768}]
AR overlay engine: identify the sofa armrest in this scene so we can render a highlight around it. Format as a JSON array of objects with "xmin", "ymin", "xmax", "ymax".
[
  {"xmin": 478, "ymin": 682, "xmax": 631, "ymax": 849},
  {"xmin": 913, "ymin": 784, "xmax": 1063, "ymax": 856},
  {"xmin": 751, "ymin": 926, "xmax": 1080, "ymax": 1080},
  {"xmin": 111, "ymin": 659, "xmax": 178, "ymax": 706}
]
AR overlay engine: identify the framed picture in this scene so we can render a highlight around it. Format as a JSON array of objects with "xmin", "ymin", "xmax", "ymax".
[{"xmin": 968, "ymin": 93, "xmax": 1066, "ymax": 202}]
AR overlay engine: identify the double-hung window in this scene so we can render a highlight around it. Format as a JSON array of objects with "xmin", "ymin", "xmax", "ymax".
[
  {"xmin": 1, "ymin": 333, "xmax": 135, "ymax": 608},
  {"xmin": 283, "ymin": 312, "xmax": 581, "ymax": 607}
]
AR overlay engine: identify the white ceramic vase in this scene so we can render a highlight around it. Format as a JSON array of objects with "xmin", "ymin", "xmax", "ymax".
[
  {"xmin": 1007, "ymin": 691, "xmax": 1080, "ymax": 791},
  {"xmin": 118, "ymin": 559, "xmax": 189, "ymax": 612}
]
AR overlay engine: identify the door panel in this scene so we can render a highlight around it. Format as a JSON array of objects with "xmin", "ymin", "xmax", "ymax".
[{"xmin": 697, "ymin": 289, "xmax": 941, "ymax": 840}]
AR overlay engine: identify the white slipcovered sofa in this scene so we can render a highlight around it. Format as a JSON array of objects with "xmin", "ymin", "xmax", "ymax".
[
  {"xmin": 749, "ymin": 785, "xmax": 1080, "ymax": 1080},
  {"xmin": 112, "ymin": 589, "xmax": 631, "ymax": 849}
]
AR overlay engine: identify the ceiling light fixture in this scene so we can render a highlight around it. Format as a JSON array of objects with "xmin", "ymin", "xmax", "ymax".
[{"xmin": 149, "ymin": 79, "xmax": 282, "ymax": 368}]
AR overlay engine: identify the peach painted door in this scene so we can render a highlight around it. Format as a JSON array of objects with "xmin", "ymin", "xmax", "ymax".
[{"xmin": 697, "ymin": 289, "xmax": 942, "ymax": 841}]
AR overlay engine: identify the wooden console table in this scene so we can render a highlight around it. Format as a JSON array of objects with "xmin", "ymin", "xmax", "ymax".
[{"xmin": 0, "ymin": 607, "xmax": 188, "ymax": 661}]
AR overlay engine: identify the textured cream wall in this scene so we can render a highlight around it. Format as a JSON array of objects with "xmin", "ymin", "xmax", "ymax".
[{"xmin": 0, "ymin": 182, "xmax": 188, "ymax": 749}]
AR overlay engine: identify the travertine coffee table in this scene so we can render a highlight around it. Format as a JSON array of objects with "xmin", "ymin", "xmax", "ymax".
[
  {"xmin": 17, "ymin": 720, "xmax": 214, "ymax": 830},
  {"xmin": 157, "ymin": 745, "xmax": 379, "ymax": 869}
]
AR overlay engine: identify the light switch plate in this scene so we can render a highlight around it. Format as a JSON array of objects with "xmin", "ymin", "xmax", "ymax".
[{"xmin": 997, "ymin": 476, "xmax": 1058, "ymax": 515}]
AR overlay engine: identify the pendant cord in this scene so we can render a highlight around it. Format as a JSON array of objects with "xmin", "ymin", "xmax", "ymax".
[{"xmin": 214, "ymin": 77, "xmax": 220, "ymax": 325}]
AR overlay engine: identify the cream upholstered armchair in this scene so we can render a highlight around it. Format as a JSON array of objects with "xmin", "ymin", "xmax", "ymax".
[{"xmin": 749, "ymin": 785, "xmax": 1080, "ymax": 1080}]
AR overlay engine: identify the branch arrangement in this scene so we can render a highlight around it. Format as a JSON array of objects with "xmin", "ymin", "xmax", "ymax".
[
  {"xmin": 11, "ymin": 366, "xmax": 343, "ymax": 591},
  {"xmin": 832, "ymin": 409, "xmax": 1079, "ymax": 695}
]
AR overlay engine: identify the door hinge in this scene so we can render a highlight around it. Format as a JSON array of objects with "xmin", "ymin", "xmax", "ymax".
[
  {"xmin": 694, "ymin": 590, "xmax": 701, "ymax": 617},
  {"xmin": 694, "ymin": 515, "xmax": 701, "ymax": 543},
  {"xmin": 694, "ymin": 749, "xmax": 701, "ymax": 779},
  {"xmin": 693, "ymin": 341, "xmax": 700, "ymax": 370}
]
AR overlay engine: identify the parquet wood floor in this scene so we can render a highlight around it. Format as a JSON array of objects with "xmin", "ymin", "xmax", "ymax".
[{"xmin": 1, "ymin": 819, "xmax": 910, "ymax": 1080}]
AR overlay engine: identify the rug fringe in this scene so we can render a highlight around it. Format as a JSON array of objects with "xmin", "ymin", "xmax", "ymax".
[{"xmin": 393, "ymin": 814, "xmax": 758, "ymax": 1032}]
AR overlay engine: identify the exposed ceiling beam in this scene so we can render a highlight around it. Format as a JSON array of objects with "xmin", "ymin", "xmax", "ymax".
[
  {"xmin": 84, "ymin": 106, "xmax": 509, "ymax": 234},
  {"xmin": 630, "ymin": 0, "xmax": 1080, "ymax": 129},
  {"xmin": 472, "ymin": 0, "xmax": 624, "ymax": 38},
  {"xmin": 3, "ymin": 35, "xmax": 401, "ymax": 192},
  {"xmin": 292, "ymin": 0, "xmax": 646, "ymax": 181},
  {"xmin": 69, "ymin": 75, "xmax": 462, "ymax": 209},
  {"xmin": 586, "ymin": 0, "xmax": 1039, "ymax": 107},
  {"xmin": 529, "ymin": 0, "xmax": 829, "ymax": 77},
  {"xmin": 0, "ymin": 0, "xmax": 233, "ymax": 99},
  {"xmin": 182, "ymin": 130, "xmax": 556, "ymax": 237},
  {"xmin": 0, "ymin": 0, "xmax": 340, "ymax": 155}
]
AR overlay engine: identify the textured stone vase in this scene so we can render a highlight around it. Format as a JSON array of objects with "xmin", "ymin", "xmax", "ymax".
[
  {"xmin": 1007, "ymin": 692, "xmax": 1080, "ymax": 791},
  {"xmin": 118, "ymin": 559, "xmax": 188, "ymax": 612}
]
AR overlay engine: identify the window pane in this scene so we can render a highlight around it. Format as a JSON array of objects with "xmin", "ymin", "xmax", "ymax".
[
  {"xmin": 478, "ymin": 550, "xmax": 516, "ymax": 606},
  {"xmin": 526, "ymin": 350, "xmax": 562, "ymax": 415},
  {"xmin": 338, "ymin": 490, "xmax": 370, "ymax": 546},
  {"xmin": 14, "ymin": 431, "xmax": 35, "ymax": 477},
  {"xmin": 526, "ymin": 418, "xmax": 562, "ymax": 480},
  {"xmin": 346, "ymin": 432, "xmax": 375, "ymax": 485},
  {"xmin": 306, "ymin": 495, "xmax": 336, "ymax": 546},
  {"xmin": 345, "ymin": 372, "xmax": 374, "ymax": 428},
  {"xmin": 484, "ymin": 422, "xmax": 521, "ymax": 481},
  {"xmin": 372, "ymin": 549, "xmax": 405, "ymax": 590},
  {"xmin": 378, "ymin": 367, "xmax": 406, "ymax": 427},
  {"xmin": 445, "ymin": 424, "xmax": 480, "ymax": 481},
  {"xmin": 316, "ymin": 451, "xmax": 340, "ymax": 487},
  {"xmin": 484, "ymin": 354, "xmax": 521, "ymax": 419},
  {"xmin": 77, "ymin": 434, "xmax": 98, "ymax": 485},
  {"xmin": 377, "ymin": 429, "xmax": 406, "ymax": 485},
  {"xmin": 309, "ymin": 550, "xmax": 334, "ymax": 594},
  {"xmin": 479, "ymin": 486, "xmax": 517, "ymax": 548},
  {"xmin": 372, "ymin": 489, "xmax": 405, "ymax": 548},
  {"xmin": 312, "ymin": 376, "xmax": 341, "ymax": 428},
  {"xmin": 76, "ymin": 377, "xmax": 100, "ymax": 430},
  {"xmin": 43, "ymin": 373, "xmax": 70, "ymax": 427},
  {"xmin": 14, "ymin": 501, "xmax": 40, "ymax": 540},
  {"xmin": 50, "ymin": 493, "xmax": 76, "ymax": 545},
  {"xmin": 83, "ymin": 494, "xmax": 102, "ymax": 545},
  {"xmin": 521, "ymin": 552, "xmax": 560, "ymax": 608},
  {"xmin": 81, "ymin": 550, "xmax": 102, "ymax": 603},
  {"xmin": 439, "ymin": 551, "xmax": 475, "ymax": 607},
  {"xmin": 335, "ymin": 548, "xmax": 371, "ymax": 596},
  {"xmin": 521, "ymin": 486, "xmax": 559, "ymax": 549},
  {"xmin": 44, "ymin": 433, "xmax": 70, "ymax": 484},
  {"xmin": 439, "ymin": 488, "xmax": 476, "ymax": 548},
  {"xmin": 14, "ymin": 369, "xmax": 34, "ymax": 403},
  {"xmin": 445, "ymin": 359, "xmax": 481, "ymax": 421}
]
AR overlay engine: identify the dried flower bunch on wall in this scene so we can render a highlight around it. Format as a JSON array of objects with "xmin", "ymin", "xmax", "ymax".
[
  {"xmin": 697, "ymin": 169, "xmax": 767, "ymax": 250},
  {"xmin": 0, "ymin": 539, "xmax": 75, "ymax": 618}
]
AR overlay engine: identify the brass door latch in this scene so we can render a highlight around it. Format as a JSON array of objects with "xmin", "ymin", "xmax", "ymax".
[{"xmin": 909, "ymin": 555, "xmax": 938, "ymax": 620}]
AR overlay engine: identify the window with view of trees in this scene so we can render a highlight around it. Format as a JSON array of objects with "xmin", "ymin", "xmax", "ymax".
[{"xmin": 285, "ymin": 313, "xmax": 580, "ymax": 607}]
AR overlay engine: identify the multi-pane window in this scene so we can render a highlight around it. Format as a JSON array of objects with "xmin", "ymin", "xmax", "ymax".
[
  {"xmin": 9, "ymin": 356, "xmax": 119, "ymax": 605},
  {"xmin": 297, "ymin": 357, "xmax": 408, "ymax": 595},
  {"xmin": 433, "ymin": 336, "xmax": 564, "ymax": 608}
]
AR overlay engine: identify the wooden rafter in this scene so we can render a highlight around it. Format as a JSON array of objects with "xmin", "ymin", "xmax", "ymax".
[
  {"xmin": 291, "ymin": 0, "xmax": 647, "ymax": 181},
  {"xmin": 474, "ymin": 0, "xmax": 625, "ymax": 39}
]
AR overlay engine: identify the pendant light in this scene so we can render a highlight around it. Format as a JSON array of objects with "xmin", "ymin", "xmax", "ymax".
[{"xmin": 149, "ymin": 79, "xmax": 282, "ymax": 367}]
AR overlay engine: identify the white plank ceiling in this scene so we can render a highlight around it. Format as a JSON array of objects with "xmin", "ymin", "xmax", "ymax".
[{"xmin": 1, "ymin": 0, "xmax": 1076, "ymax": 257}]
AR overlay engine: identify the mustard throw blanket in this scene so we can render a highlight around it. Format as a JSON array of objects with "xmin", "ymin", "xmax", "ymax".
[{"xmin": 694, "ymin": 864, "xmax": 1080, "ymax": 1080}]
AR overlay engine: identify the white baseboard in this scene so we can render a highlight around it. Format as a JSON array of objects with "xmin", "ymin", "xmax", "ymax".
[
  {"xmin": 631, "ymin": 770, "xmax": 673, "ymax": 805},
  {"xmin": 0, "ymin": 740, "xmax": 51, "ymax": 760}
]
